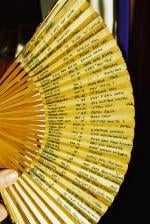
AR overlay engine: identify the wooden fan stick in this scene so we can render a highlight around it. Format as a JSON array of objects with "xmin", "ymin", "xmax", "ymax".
[
  {"xmin": 19, "ymin": 176, "xmax": 64, "ymax": 224},
  {"xmin": 3, "ymin": 144, "xmax": 38, "ymax": 161},
  {"xmin": 19, "ymin": 178, "xmax": 99, "ymax": 224},
  {"xmin": 19, "ymin": 0, "xmax": 71, "ymax": 60},
  {"xmin": 8, "ymin": 186, "xmax": 42, "ymax": 224},
  {"xmin": 17, "ymin": 1, "xmax": 96, "ymax": 72},
  {"xmin": 18, "ymin": 0, "xmax": 89, "ymax": 62},
  {"xmin": 2, "ymin": 189, "xmax": 31, "ymax": 224},
  {"xmin": 0, "ymin": 132, "xmax": 42, "ymax": 171},
  {"xmin": 0, "ymin": 113, "xmax": 44, "ymax": 120},
  {"xmin": 0, "ymin": 108, "xmax": 44, "ymax": 116},
  {"xmin": 34, "ymin": 156, "xmax": 116, "ymax": 205},
  {"xmin": 1, "ymin": 132, "xmax": 42, "ymax": 150},
  {"xmin": 7, "ymin": 182, "xmax": 64, "ymax": 223},
  {"xmin": 0, "ymin": 125, "xmax": 44, "ymax": 137},
  {"xmin": 0, "ymin": 115, "xmax": 45, "ymax": 127},
  {"xmin": 0, "ymin": 63, "xmax": 23, "ymax": 92},
  {"xmin": 23, "ymin": 171, "xmax": 105, "ymax": 219},
  {"xmin": 21, "ymin": 4, "xmax": 96, "ymax": 70},
  {"xmin": 27, "ymin": 161, "xmax": 104, "ymax": 223},
  {"xmin": 28, "ymin": 16, "xmax": 104, "ymax": 79},
  {"xmin": 29, "ymin": 20, "xmax": 107, "ymax": 82},
  {"xmin": 0, "ymin": 98, "xmax": 43, "ymax": 112},
  {"xmin": 0, "ymin": 104, "xmax": 44, "ymax": 113},
  {"xmin": 35, "ymin": 158, "xmax": 113, "ymax": 210},
  {"xmin": 0, "ymin": 106, "xmax": 45, "ymax": 119},
  {"xmin": 0, "ymin": 70, "xmax": 30, "ymax": 97},
  {"xmin": 0, "ymin": 76, "xmax": 29, "ymax": 102},
  {"xmin": 0, "ymin": 128, "xmax": 43, "ymax": 142},
  {"xmin": 20, "ymin": 9, "xmax": 112, "ymax": 81},
  {"xmin": 2, "ymin": 189, "xmax": 58, "ymax": 224},
  {"xmin": 16, "ymin": 180, "xmax": 54, "ymax": 224},
  {"xmin": 0, "ymin": 73, "xmax": 29, "ymax": 93},
  {"xmin": 0, "ymin": 132, "xmax": 39, "ymax": 153},
  {"xmin": 0, "ymin": 121, "xmax": 45, "ymax": 131},
  {"xmin": 0, "ymin": 61, "xmax": 18, "ymax": 85},
  {"xmin": 0, "ymin": 140, "xmax": 26, "ymax": 172},
  {"xmin": 0, "ymin": 123, "xmax": 45, "ymax": 134},
  {"xmin": 0, "ymin": 87, "xmax": 40, "ymax": 106},
  {"xmin": 22, "ymin": 173, "xmax": 74, "ymax": 224}
]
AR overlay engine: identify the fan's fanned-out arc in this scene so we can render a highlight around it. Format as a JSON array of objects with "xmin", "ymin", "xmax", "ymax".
[{"xmin": 0, "ymin": 0, "xmax": 135, "ymax": 223}]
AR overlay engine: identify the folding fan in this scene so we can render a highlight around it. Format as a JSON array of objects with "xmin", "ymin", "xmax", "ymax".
[{"xmin": 0, "ymin": 0, "xmax": 135, "ymax": 223}]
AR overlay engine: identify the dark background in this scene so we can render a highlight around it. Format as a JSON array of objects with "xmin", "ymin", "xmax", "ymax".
[
  {"xmin": 0, "ymin": 0, "xmax": 148, "ymax": 223},
  {"xmin": 0, "ymin": 0, "xmax": 41, "ymax": 60},
  {"xmin": 101, "ymin": 0, "xmax": 148, "ymax": 223}
]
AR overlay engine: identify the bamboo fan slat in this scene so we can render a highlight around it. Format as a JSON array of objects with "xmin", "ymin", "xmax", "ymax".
[{"xmin": 0, "ymin": 0, "xmax": 135, "ymax": 223}]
